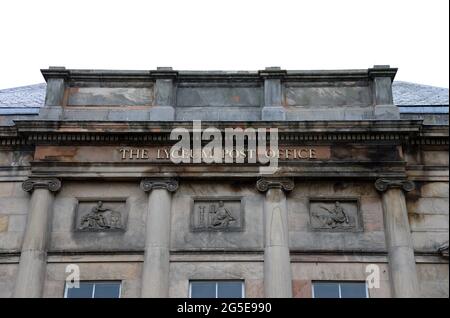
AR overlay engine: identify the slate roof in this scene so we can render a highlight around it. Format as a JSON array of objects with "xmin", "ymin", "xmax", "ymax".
[
  {"xmin": 0, "ymin": 83, "xmax": 46, "ymax": 108},
  {"xmin": 393, "ymin": 81, "xmax": 448, "ymax": 106},
  {"xmin": 0, "ymin": 81, "xmax": 448, "ymax": 115},
  {"xmin": 393, "ymin": 81, "xmax": 448, "ymax": 114}
]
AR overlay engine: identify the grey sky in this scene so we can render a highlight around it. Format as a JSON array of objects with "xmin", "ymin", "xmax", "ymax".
[{"xmin": 0, "ymin": 0, "xmax": 448, "ymax": 89}]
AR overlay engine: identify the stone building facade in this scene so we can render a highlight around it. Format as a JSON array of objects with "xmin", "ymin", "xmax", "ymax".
[{"xmin": 0, "ymin": 66, "xmax": 448, "ymax": 298}]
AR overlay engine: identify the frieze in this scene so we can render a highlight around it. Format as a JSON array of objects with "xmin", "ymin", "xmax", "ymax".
[
  {"xmin": 75, "ymin": 200, "xmax": 126, "ymax": 232},
  {"xmin": 309, "ymin": 198, "xmax": 363, "ymax": 232},
  {"xmin": 191, "ymin": 197, "xmax": 244, "ymax": 232}
]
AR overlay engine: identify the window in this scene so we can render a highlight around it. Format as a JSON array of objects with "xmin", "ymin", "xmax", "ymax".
[
  {"xmin": 312, "ymin": 281, "xmax": 368, "ymax": 298},
  {"xmin": 190, "ymin": 281, "xmax": 244, "ymax": 298},
  {"xmin": 64, "ymin": 281, "xmax": 121, "ymax": 298}
]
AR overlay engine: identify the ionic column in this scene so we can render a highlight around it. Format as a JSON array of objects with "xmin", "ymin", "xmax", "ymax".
[
  {"xmin": 140, "ymin": 178, "xmax": 178, "ymax": 297},
  {"xmin": 14, "ymin": 178, "xmax": 61, "ymax": 298},
  {"xmin": 257, "ymin": 178, "xmax": 294, "ymax": 298},
  {"xmin": 375, "ymin": 178, "xmax": 419, "ymax": 298}
]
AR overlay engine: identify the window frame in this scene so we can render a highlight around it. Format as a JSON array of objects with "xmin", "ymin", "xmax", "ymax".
[
  {"xmin": 188, "ymin": 280, "xmax": 245, "ymax": 298},
  {"xmin": 64, "ymin": 280, "xmax": 122, "ymax": 298},
  {"xmin": 311, "ymin": 281, "xmax": 369, "ymax": 299}
]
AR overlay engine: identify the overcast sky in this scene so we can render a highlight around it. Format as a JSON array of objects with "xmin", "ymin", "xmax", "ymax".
[{"xmin": 0, "ymin": 0, "xmax": 448, "ymax": 89}]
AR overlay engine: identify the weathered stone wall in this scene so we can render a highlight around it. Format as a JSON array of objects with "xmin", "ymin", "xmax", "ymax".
[
  {"xmin": 407, "ymin": 182, "xmax": 449, "ymax": 252},
  {"xmin": 44, "ymin": 260, "xmax": 142, "ymax": 298},
  {"xmin": 0, "ymin": 182, "xmax": 29, "ymax": 252},
  {"xmin": 417, "ymin": 263, "xmax": 449, "ymax": 298},
  {"xmin": 0, "ymin": 263, "xmax": 17, "ymax": 298},
  {"xmin": 37, "ymin": 66, "xmax": 399, "ymax": 121},
  {"xmin": 171, "ymin": 181, "xmax": 263, "ymax": 251},
  {"xmin": 169, "ymin": 261, "xmax": 264, "ymax": 298},
  {"xmin": 291, "ymin": 262, "xmax": 391, "ymax": 298},
  {"xmin": 49, "ymin": 181, "xmax": 147, "ymax": 252},
  {"xmin": 288, "ymin": 182, "xmax": 385, "ymax": 252},
  {"xmin": 0, "ymin": 66, "xmax": 447, "ymax": 298}
]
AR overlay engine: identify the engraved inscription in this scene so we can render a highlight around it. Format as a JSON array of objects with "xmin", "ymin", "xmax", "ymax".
[
  {"xmin": 76, "ymin": 201, "xmax": 126, "ymax": 232},
  {"xmin": 309, "ymin": 199, "xmax": 362, "ymax": 232},
  {"xmin": 191, "ymin": 198, "xmax": 243, "ymax": 232}
]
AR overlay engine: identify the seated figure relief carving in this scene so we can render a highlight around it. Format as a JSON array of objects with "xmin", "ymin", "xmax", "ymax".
[
  {"xmin": 210, "ymin": 201, "xmax": 236, "ymax": 228},
  {"xmin": 314, "ymin": 201, "xmax": 350, "ymax": 228},
  {"xmin": 192, "ymin": 198, "xmax": 243, "ymax": 232},
  {"xmin": 78, "ymin": 201, "xmax": 123, "ymax": 231},
  {"xmin": 310, "ymin": 199, "xmax": 361, "ymax": 231}
]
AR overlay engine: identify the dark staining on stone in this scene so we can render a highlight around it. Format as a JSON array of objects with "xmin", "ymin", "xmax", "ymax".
[
  {"xmin": 333, "ymin": 182, "xmax": 350, "ymax": 192},
  {"xmin": 406, "ymin": 181, "xmax": 423, "ymax": 202}
]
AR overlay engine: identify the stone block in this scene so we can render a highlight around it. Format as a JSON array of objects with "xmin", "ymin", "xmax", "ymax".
[
  {"xmin": 149, "ymin": 106, "xmax": 175, "ymax": 121},
  {"xmin": 411, "ymin": 231, "xmax": 449, "ymax": 252},
  {"xmin": 6, "ymin": 214, "xmax": 27, "ymax": 232},
  {"xmin": 175, "ymin": 108, "xmax": 220, "ymax": 121},
  {"xmin": 417, "ymin": 264, "xmax": 449, "ymax": 298},
  {"xmin": 360, "ymin": 197, "xmax": 384, "ymax": 231},
  {"xmin": 68, "ymin": 87, "xmax": 154, "ymax": 106},
  {"xmin": 292, "ymin": 279, "xmax": 312, "ymax": 298},
  {"xmin": 289, "ymin": 231, "xmax": 386, "ymax": 252},
  {"xmin": 44, "ymin": 78, "xmax": 65, "ymax": 106},
  {"xmin": 107, "ymin": 109, "xmax": 151, "ymax": 121},
  {"xmin": 0, "ymin": 232, "xmax": 23, "ymax": 251},
  {"xmin": 38, "ymin": 106, "xmax": 63, "ymax": 120},
  {"xmin": 284, "ymin": 85, "xmax": 372, "ymax": 107},
  {"xmin": 218, "ymin": 108, "xmax": 260, "ymax": 121},
  {"xmin": 374, "ymin": 105, "xmax": 400, "ymax": 120},
  {"xmin": 261, "ymin": 106, "xmax": 286, "ymax": 120},
  {"xmin": 420, "ymin": 182, "xmax": 449, "ymax": 198},
  {"xmin": 0, "ymin": 216, "xmax": 8, "ymax": 232},
  {"xmin": 409, "ymin": 214, "xmax": 449, "ymax": 232},
  {"xmin": 407, "ymin": 198, "xmax": 449, "ymax": 215},
  {"xmin": 0, "ymin": 264, "xmax": 18, "ymax": 298},
  {"xmin": 0, "ymin": 198, "xmax": 29, "ymax": 215},
  {"xmin": 421, "ymin": 151, "xmax": 449, "ymax": 165},
  {"xmin": 176, "ymin": 86, "xmax": 261, "ymax": 107}
]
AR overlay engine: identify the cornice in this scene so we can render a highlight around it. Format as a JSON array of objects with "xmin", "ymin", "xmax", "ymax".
[
  {"xmin": 12, "ymin": 120, "xmax": 424, "ymax": 134},
  {"xmin": 39, "ymin": 67, "xmax": 398, "ymax": 83},
  {"xmin": 2, "ymin": 119, "xmax": 445, "ymax": 146},
  {"xmin": 1, "ymin": 120, "xmax": 448, "ymax": 146}
]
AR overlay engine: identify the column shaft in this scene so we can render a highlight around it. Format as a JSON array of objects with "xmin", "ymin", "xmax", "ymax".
[
  {"xmin": 381, "ymin": 187, "xmax": 419, "ymax": 297},
  {"xmin": 140, "ymin": 178, "xmax": 178, "ymax": 298},
  {"xmin": 257, "ymin": 178, "xmax": 294, "ymax": 298},
  {"xmin": 264, "ymin": 188, "xmax": 292, "ymax": 298},
  {"xmin": 14, "ymin": 178, "xmax": 60, "ymax": 298}
]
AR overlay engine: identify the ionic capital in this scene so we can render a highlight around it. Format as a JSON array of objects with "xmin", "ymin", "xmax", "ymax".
[
  {"xmin": 374, "ymin": 178, "xmax": 415, "ymax": 192},
  {"xmin": 256, "ymin": 178, "xmax": 294, "ymax": 192},
  {"xmin": 140, "ymin": 178, "xmax": 179, "ymax": 192},
  {"xmin": 22, "ymin": 178, "xmax": 62, "ymax": 193}
]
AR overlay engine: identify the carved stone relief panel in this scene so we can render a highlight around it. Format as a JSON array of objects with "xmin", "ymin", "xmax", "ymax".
[
  {"xmin": 191, "ymin": 197, "xmax": 244, "ymax": 232},
  {"xmin": 75, "ymin": 200, "xmax": 127, "ymax": 232},
  {"xmin": 309, "ymin": 198, "xmax": 362, "ymax": 232}
]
